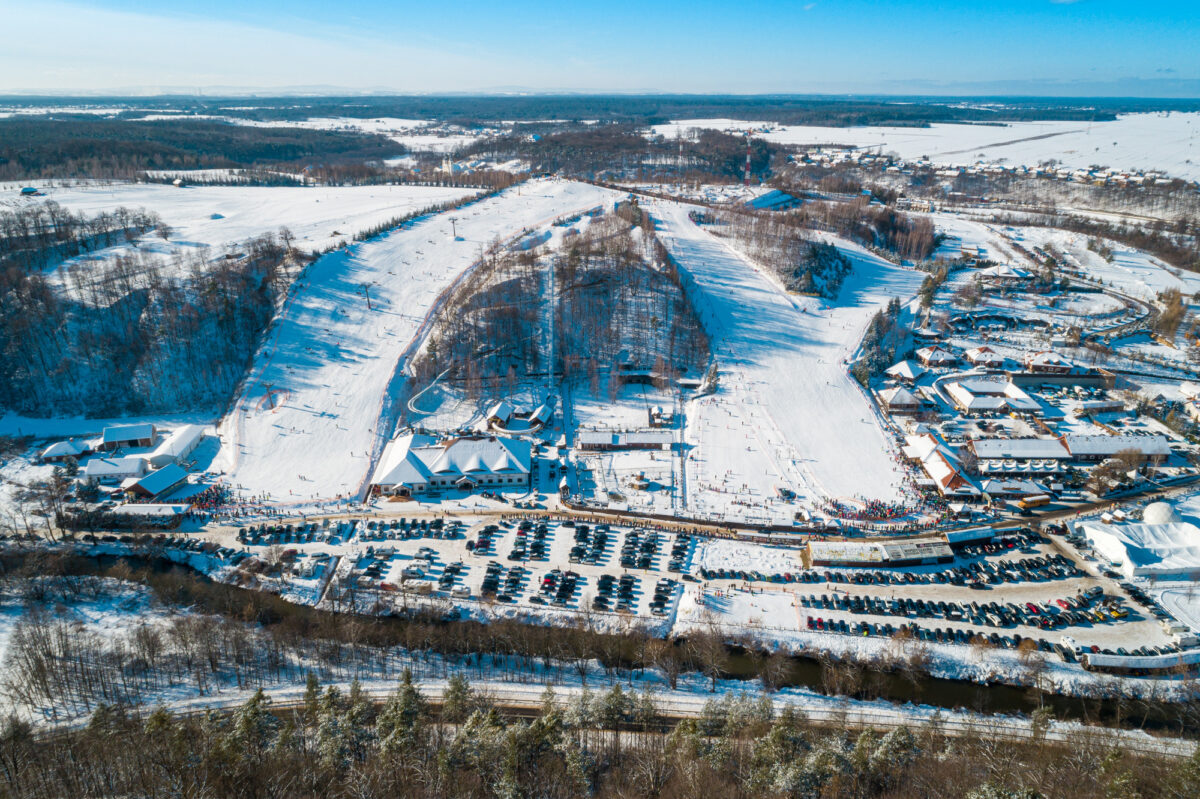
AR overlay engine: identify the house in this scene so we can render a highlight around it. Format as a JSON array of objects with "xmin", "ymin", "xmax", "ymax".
[
  {"xmin": 1024, "ymin": 351, "xmax": 1073, "ymax": 375},
  {"xmin": 83, "ymin": 456, "xmax": 147, "ymax": 483},
  {"xmin": 980, "ymin": 264, "xmax": 1032, "ymax": 283},
  {"xmin": 884, "ymin": 360, "xmax": 926, "ymax": 385},
  {"xmin": 486, "ymin": 401, "xmax": 515, "ymax": 426},
  {"xmin": 878, "ymin": 386, "xmax": 922, "ymax": 415},
  {"xmin": 648, "ymin": 406, "xmax": 672, "ymax": 427},
  {"xmin": 40, "ymin": 438, "xmax": 91, "ymax": 463},
  {"xmin": 147, "ymin": 424, "xmax": 206, "ymax": 468},
  {"xmin": 945, "ymin": 377, "xmax": 1041, "ymax": 415},
  {"xmin": 370, "ymin": 433, "xmax": 532, "ymax": 495},
  {"xmin": 901, "ymin": 434, "xmax": 977, "ymax": 497},
  {"xmin": 1062, "ymin": 434, "xmax": 1171, "ymax": 465},
  {"xmin": 915, "ymin": 346, "xmax": 957, "ymax": 368},
  {"xmin": 126, "ymin": 463, "xmax": 190, "ymax": 499},
  {"xmin": 100, "ymin": 423, "xmax": 156, "ymax": 451},
  {"xmin": 964, "ymin": 346, "xmax": 1005, "ymax": 369}
]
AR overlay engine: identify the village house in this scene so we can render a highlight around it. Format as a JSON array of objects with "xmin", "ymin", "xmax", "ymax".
[
  {"xmin": 884, "ymin": 360, "xmax": 926, "ymax": 385},
  {"xmin": 126, "ymin": 463, "xmax": 190, "ymax": 500},
  {"xmin": 147, "ymin": 425, "xmax": 206, "ymax": 468},
  {"xmin": 1024, "ymin": 351, "xmax": 1074, "ymax": 375},
  {"xmin": 877, "ymin": 386, "xmax": 923, "ymax": 415},
  {"xmin": 964, "ymin": 346, "xmax": 1005, "ymax": 369},
  {"xmin": 915, "ymin": 346, "xmax": 958, "ymax": 368},
  {"xmin": 83, "ymin": 456, "xmax": 148, "ymax": 484},
  {"xmin": 100, "ymin": 423, "xmax": 157, "ymax": 451}
]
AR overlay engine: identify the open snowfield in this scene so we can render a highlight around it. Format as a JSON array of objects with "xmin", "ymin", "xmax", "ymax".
[
  {"xmin": 654, "ymin": 113, "xmax": 1200, "ymax": 180},
  {"xmin": 649, "ymin": 201, "xmax": 923, "ymax": 520},
  {"xmin": 0, "ymin": 182, "xmax": 479, "ymax": 281},
  {"xmin": 213, "ymin": 179, "xmax": 618, "ymax": 505}
]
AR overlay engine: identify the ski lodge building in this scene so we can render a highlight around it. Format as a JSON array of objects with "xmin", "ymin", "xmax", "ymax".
[{"xmin": 370, "ymin": 433, "xmax": 532, "ymax": 496}]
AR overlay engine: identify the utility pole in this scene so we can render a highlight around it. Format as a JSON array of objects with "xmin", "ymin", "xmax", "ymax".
[{"xmin": 361, "ymin": 284, "xmax": 372, "ymax": 311}]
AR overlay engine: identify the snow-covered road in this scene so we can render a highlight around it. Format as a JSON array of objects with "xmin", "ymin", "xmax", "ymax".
[
  {"xmin": 214, "ymin": 179, "xmax": 617, "ymax": 503},
  {"xmin": 649, "ymin": 201, "xmax": 924, "ymax": 517}
]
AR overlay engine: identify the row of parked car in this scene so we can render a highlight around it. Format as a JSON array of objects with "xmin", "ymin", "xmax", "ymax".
[
  {"xmin": 481, "ymin": 561, "xmax": 525, "ymax": 603},
  {"xmin": 804, "ymin": 615, "xmax": 1078, "ymax": 659},
  {"xmin": 593, "ymin": 573, "xmax": 638, "ymax": 613},
  {"xmin": 619, "ymin": 530, "xmax": 660, "ymax": 570},
  {"xmin": 532, "ymin": 569, "xmax": 579, "ymax": 607},
  {"xmin": 569, "ymin": 523, "xmax": 609, "ymax": 565},
  {"xmin": 800, "ymin": 585, "xmax": 1127, "ymax": 631},
  {"xmin": 77, "ymin": 532, "xmax": 247, "ymax": 565},
  {"xmin": 238, "ymin": 517, "xmax": 461, "ymax": 548},
  {"xmin": 508, "ymin": 519, "xmax": 551, "ymax": 561}
]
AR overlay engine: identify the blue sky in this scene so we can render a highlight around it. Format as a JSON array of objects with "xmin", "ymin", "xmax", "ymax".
[{"xmin": 2, "ymin": 0, "xmax": 1198, "ymax": 95}]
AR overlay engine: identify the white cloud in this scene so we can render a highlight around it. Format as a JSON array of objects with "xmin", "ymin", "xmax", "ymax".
[{"xmin": 0, "ymin": 1, "xmax": 543, "ymax": 92}]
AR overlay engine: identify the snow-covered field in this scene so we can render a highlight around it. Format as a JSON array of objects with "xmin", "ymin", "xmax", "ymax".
[
  {"xmin": 654, "ymin": 113, "xmax": 1200, "ymax": 181},
  {"xmin": 650, "ymin": 201, "xmax": 923, "ymax": 520},
  {"xmin": 213, "ymin": 179, "xmax": 618, "ymax": 505},
  {"xmin": 0, "ymin": 182, "xmax": 479, "ymax": 281}
]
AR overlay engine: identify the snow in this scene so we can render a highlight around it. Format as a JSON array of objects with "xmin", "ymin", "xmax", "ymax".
[
  {"xmin": 695, "ymin": 538, "xmax": 804, "ymax": 575},
  {"xmin": 0, "ymin": 182, "xmax": 480, "ymax": 282},
  {"xmin": 213, "ymin": 179, "xmax": 619, "ymax": 505},
  {"xmin": 649, "ymin": 201, "xmax": 924, "ymax": 518},
  {"xmin": 1013, "ymin": 226, "xmax": 1200, "ymax": 301},
  {"xmin": 654, "ymin": 112, "xmax": 1200, "ymax": 181}
]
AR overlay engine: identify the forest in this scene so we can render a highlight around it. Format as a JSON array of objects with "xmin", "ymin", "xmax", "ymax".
[
  {"xmin": 712, "ymin": 211, "xmax": 853, "ymax": 299},
  {"xmin": 413, "ymin": 205, "xmax": 709, "ymax": 398},
  {"xmin": 0, "ymin": 118, "xmax": 406, "ymax": 180},
  {"xmin": 5, "ymin": 678, "xmax": 1200, "ymax": 799},
  {"xmin": 0, "ymin": 230, "xmax": 296, "ymax": 416},
  {"xmin": 460, "ymin": 125, "xmax": 775, "ymax": 183},
  {"xmin": 8, "ymin": 94, "xmax": 1184, "ymax": 125}
]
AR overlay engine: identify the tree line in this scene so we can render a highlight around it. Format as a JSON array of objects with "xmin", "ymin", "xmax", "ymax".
[{"xmin": 0, "ymin": 201, "xmax": 163, "ymax": 273}]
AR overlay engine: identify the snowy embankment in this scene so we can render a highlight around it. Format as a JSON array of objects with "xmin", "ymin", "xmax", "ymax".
[
  {"xmin": 0, "ymin": 182, "xmax": 478, "ymax": 283},
  {"xmin": 653, "ymin": 113, "xmax": 1200, "ymax": 181},
  {"xmin": 214, "ymin": 179, "xmax": 618, "ymax": 505},
  {"xmin": 649, "ymin": 201, "xmax": 923, "ymax": 519}
]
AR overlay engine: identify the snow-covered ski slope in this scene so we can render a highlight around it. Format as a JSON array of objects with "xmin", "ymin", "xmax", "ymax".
[
  {"xmin": 650, "ymin": 202, "xmax": 923, "ymax": 520},
  {"xmin": 215, "ymin": 179, "xmax": 618, "ymax": 504},
  {"xmin": 0, "ymin": 182, "xmax": 479, "ymax": 279},
  {"xmin": 653, "ymin": 113, "xmax": 1200, "ymax": 181}
]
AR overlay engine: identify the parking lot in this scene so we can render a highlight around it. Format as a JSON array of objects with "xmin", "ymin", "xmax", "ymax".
[{"xmin": 233, "ymin": 515, "xmax": 694, "ymax": 624}]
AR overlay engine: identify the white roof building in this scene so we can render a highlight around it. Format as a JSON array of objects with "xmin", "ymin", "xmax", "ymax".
[
  {"xmin": 1078, "ymin": 503, "xmax": 1200, "ymax": 579},
  {"xmin": 902, "ymin": 434, "xmax": 977, "ymax": 496},
  {"xmin": 969, "ymin": 437, "xmax": 1069, "ymax": 460},
  {"xmin": 915, "ymin": 346, "xmax": 957, "ymax": 367},
  {"xmin": 83, "ymin": 456, "xmax": 148, "ymax": 482},
  {"xmin": 878, "ymin": 386, "xmax": 922, "ymax": 412},
  {"xmin": 128, "ymin": 463, "xmax": 190, "ymax": 499},
  {"xmin": 885, "ymin": 360, "xmax": 926, "ymax": 382},
  {"xmin": 964, "ymin": 346, "xmax": 1005, "ymax": 367},
  {"xmin": 981, "ymin": 264, "xmax": 1032, "ymax": 281},
  {"xmin": 945, "ymin": 377, "xmax": 1041, "ymax": 415},
  {"xmin": 371, "ymin": 434, "xmax": 532, "ymax": 494},
  {"xmin": 148, "ymin": 424, "xmax": 206, "ymax": 468},
  {"xmin": 101, "ymin": 423, "xmax": 156, "ymax": 447},
  {"xmin": 41, "ymin": 439, "xmax": 88, "ymax": 461}
]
